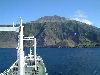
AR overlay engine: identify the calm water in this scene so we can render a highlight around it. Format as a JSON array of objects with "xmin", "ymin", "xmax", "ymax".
[{"xmin": 0, "ymin": 48, "xmax": 100, "ymax": 75}]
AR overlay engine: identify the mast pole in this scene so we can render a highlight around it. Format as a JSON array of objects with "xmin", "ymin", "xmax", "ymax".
[
  {"xmin": 18, "ymin": 18, "xmax": 25, "ymax": 75},
  {"xmin": 13, "ymin": 22, "xmax": 14, "ymax": 27},
  {"xmin": 34, "ymin": 38, "xmax": 37, "ymax": 70}
]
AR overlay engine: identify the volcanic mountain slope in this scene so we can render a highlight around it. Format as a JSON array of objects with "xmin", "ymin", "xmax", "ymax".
[{"xmin": 0, "ymin": 16, "xmax": 100, "ymax": 48}]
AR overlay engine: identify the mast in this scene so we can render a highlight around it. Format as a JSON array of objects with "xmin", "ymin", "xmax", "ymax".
[
  {"xmin": 13, "ymin": 22, "xmax": 14, "ymax": 27},
  {"xmin": 18, "ymin": 18, "xmax": 25, "ymax": 75},
  {"xmin": 34, "ymin": 38, "xmax": 37, "ymax": 70}
]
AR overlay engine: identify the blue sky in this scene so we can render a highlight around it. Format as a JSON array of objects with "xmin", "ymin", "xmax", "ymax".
[{"xmin": 0, "ymin": 0, "xmax": 100, "ymax": 28}]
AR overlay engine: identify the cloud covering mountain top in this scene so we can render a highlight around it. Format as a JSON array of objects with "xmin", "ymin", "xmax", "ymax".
[{"xmin": 70, "ymin": 10, "xmax": 92, "ymax": 25}]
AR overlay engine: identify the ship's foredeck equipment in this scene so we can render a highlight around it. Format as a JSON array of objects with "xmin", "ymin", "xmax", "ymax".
[{"xmin": 0, "ymin": 18, "xmax": 47, "ymax": 75}]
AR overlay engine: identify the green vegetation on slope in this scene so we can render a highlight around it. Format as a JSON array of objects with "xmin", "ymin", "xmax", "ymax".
[{"xmin": 0, "ymin": 16, "xmax": 100, "ymax": 48}]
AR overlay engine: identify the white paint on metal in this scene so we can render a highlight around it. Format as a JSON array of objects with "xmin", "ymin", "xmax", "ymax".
[
  {"xmin": 23, "ymin": 39, "xmax": 34, "ymax": 40},
  {"xmin": 13, "ymin": 22, "xmax": 14, "ymax": 27},
  {"xmin": 0, "ymin": 27, "xmax": 19, "ymax": 31},
  {"xmin": 18, "ymin": 18, "xmax": 25, "ymax": 75},
  {"xmin": 34, "ymin": 38, "xmax": 37, "ymax": 70},
  {"xmin": 24, "ymin": 36, "xmax": 34, "ymax": 39}
]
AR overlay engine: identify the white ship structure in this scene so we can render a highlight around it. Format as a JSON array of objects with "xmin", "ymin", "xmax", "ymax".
[{"xmin": 0, "ymin": 18, "xmax": 48, "ymax": 75}]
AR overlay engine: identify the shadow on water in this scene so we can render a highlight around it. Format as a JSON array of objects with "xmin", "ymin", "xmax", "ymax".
[{"xmin": 0, "ymin": 48, "xmax": 100, "ymax": 75}]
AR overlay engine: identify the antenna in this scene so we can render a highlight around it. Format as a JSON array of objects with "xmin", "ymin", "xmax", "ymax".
[
  {"xmin": 18, "ymin": 17, "xmax": 22, "ymax": 27},
  {"xmin": 13, "ymin": 22, "xmax": 14, "ymax": 27}
]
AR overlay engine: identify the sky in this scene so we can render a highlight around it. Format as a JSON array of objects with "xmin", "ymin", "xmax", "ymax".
[{"xmin": 0, "ymin": 0, "xmax": 100, "ymax": 28}]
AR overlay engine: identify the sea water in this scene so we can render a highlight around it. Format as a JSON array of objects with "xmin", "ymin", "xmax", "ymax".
[{"xmin": 0, "ymin": 48, "xmax": 100, "ymax": 75}]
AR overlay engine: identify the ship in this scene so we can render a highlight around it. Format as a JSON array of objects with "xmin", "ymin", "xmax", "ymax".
[{"xmin": 0, "ymin": 18, "xmax": 48, "ymax": 75}]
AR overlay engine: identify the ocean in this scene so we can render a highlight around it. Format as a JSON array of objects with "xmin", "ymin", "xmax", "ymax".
[{"xmin": 0, "ymin": 48, "xmax": 100, "ymax": 75}]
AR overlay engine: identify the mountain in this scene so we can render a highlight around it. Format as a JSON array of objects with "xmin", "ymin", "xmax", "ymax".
[
  {"xmin": 0, "ymin": 16, "xmax": 100, "ymax": 48},
  {"xmin": 34, "ymin": 15, "xmax": 68, "ymax": 22}
]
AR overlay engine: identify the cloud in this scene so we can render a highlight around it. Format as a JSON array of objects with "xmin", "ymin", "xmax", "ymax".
[
  {"xmin": 70, "ymin": 10, "xmax": 92, "ymax": 25},
  {"xmin": 74, "ymin": 10, "xmax": 87, "ymax": 18}
]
